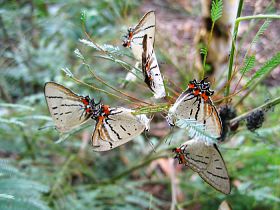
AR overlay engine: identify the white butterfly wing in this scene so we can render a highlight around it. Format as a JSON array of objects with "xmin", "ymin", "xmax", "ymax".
[
  {"xmin": 131, "ymin": 11, "xmax": 156, "ymax": 61},
  {"xmin": 168, "ymin": 92, "xmax": 199, "ymax": 124},
  {"xmin": 180, "ymin": 139, "xmax": 211, "ymax": 172},
  {"xmin": 44, "ymin": 82, "xmax": 90, "ymax": 133},
  {"xmin": 198, "ymin": 144, "xmax": 231, "ymax": 194},
  {"xmin": 92, "ymin": 108, "xmax": 149, "ymax": 151},
  {"xmin": 168, "ymin": 92, "xmax": 222, "ymax": 138},
  {"xmin": 142, "ymin": 35, "xmax": 166, "ymax": 99},
  {"xmin": 180, "ymin": 139, "xmax": 230, "ymax": 194},
  {"xmin": 197, "ymin": 99, "xmax": 222, "ymax": 138}
]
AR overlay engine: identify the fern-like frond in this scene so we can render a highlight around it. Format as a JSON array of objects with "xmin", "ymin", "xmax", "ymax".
[
  {"xmin": 176, "ymin": 119, "xmax": 218, "ymax": 144},
  {"xmin": 0, "ymin": 159, "xmax": 20, "ymax": 177},
  {"xmin": 252, "ymin": 20, "xmax": 271, "ymax": 45},
  {"xmin": 241, "ymin": 55, "xmax": 256, "ymax": 74},
  {"xmin": 200, "ymin": 47, "xmax": 208, "ymax": 56},
  {"xmin": 61, "ymin": 67, "xmax": 74, "ymax": 77},
  {"xmin": 0, "ymin": 161, "xmax": 50, "ymax": 210},
  {"xmin": 246, "ymin": 51, "xmax": 280, "ymax": 87},
  {"xmin": 79, "ymin": 39, "xmax": 125, "ymax": 57},
  {"xmin": 211, "ymin": 0, "xmax": 223, "ymax": 22},
  {"xmin": 74, "ymin": 48, "xmax": 85, "ymax": 60}
]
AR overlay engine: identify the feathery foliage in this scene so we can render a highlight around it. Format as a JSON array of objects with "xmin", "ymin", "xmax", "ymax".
[
  {"xmin": 0, "ymin": 160, "xmax": 50, "ymax": 210},
  {"xmin": 240, "ymin": 55, "xmax": 256, "ymax": 74},
  {"xmin": 211, "ymin": 0, "xmax": 223, "ymax": 22},
  {"xmin": 1, "ymin": 1, "xmax": 280, "ymax": 210},
  {"xmin": 246, "ymin": 51, "xmax": 280, "ymax": 87},
  {"xmin": 252, "ymin": 20, "xmax": 272, "ymax": 45}
]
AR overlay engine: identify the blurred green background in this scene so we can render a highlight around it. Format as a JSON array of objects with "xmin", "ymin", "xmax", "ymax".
[{"xmin": 0, "ymin": 0, "xmax": 279, "ymax": 209}]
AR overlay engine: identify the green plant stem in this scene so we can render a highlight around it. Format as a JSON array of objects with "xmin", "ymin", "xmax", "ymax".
[
  {"xmin": 235, "ymin": 14, "xmax": 280, "ymax": 23},
  {"xmin": 133, "ymin": 103, "xmax": 170, "ymax": 115},
  {"xmin": 224, "ymin": 0, "xmax": 244, "ymax": 99},
  {"xmin": 202, "ymin": 22, "xmax": 215, "ymax": 79},
  {"xmin": 83, "ymin": 61, "xmax": 151, "ymax": 105},
  {"xmin": 230, "ymin": 96, "xmax": 280, "ymax": 125},
  {"xmin": 225, "ymin": 13, "xmax": 280, "ymax": 99}
]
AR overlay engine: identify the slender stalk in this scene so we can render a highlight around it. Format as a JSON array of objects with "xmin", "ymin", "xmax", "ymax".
[
  {"xmin": 224, "ymin": 0, "xmax": 244, "ymax": 99},
  {"xmin": 235, "ymin": 14, "xmax": 280, "ymax": 23},
  {"xmin": 225, "ymin": 13, "xmax": 280, "ymax": 99},
  {"xmin": 83, "ymin": 62, "xmax": 151, "ymax": 105},
  {"xmin": 202, "ymin": 22, "xmax": 215, "ymax": 79},
  {"xmin": 133, "ymin": 103, "xmax": 170, "ymax": 115},
  {"xmin": 230, "ymin": 96, "xmax": 280, "ymax": 125}
]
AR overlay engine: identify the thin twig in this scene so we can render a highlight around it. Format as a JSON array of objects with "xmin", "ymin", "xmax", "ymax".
[
  {"xmin": 83, "ymin": 62, "xmax": 151, "ymax": 105},
  {"xmin": 230, "ymin": 96, "xmax": 280, "ymax": 125}
]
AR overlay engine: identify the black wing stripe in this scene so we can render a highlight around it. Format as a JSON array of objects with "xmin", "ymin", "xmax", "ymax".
[
  {"xmin": 133, "ymin": 35, "xmax": 145, "ymax": 40},
  {"xmin": 190, "ymin": 109, "xmax": 193, "ymax": 116},
  {"xmin": 188, "ymin": 157, "xmax": 208, "ymax": 165},
  {"xmin": 120, "ymin": 125, "xmax": 126, "ymax": 131},
  {"xmin": 194, "ymin": 98, "xmax": 201, "ymax": 120},
  {"xmin": 143, "ymin": 25, "xmax": 155, "ymax": 30},
  {"xmin": 150, "ymin": 65, "xmax": 157, "ymax": 71},
  {"xmin": 105, "ymin": 119, "xmax": 122, "ymax": 140},
  {"xmin": 206, "ymin": 171, "xmax": 229, "ymax": 180},
  {"xmin": 183, "ymin": 95, "xmax": 196, "ymax": 102},
  {"xmin": 61, "ymin": 104, "xmax": 81, "ymax": 107},
  {"xmin": 46, "ymin": 96, "xmax": 63, "ymax": 99}
]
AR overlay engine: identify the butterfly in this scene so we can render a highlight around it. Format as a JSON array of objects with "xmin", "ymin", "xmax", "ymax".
[
  {"xmin": 44, "ymin": 82, "xmax": 150, "ymax": 151},
  {"xmin": 173, "ymin": 138, "xmax": 230, "ymax": 194},
  {"xmin": 123, "ymin": 11, "xmax": 156, "ymax": 61},
  {"xmin": 142, "ymin": 34, "xmax": 166, "ymax": 99},
  {"xmin": 91, "ymin": 105, "xmax": 150, "ymax": 151},
  {"xmin": 167, "ymin": 79, "xmax": 222, "ymax": 139},
  {"xmin": 44, "ymin": 82, "xmax": 99, "ymax": 132}
]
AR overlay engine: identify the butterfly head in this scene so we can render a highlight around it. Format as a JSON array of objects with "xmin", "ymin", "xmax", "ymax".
[
  {"xmin": 101, "ymin": 104, "xmax": 111, "ymax": 116},
  {"xmin": 188, "ymin": 79, "xmax": 198, "ymax": 90},
  {"xmin": 122, "ymin": 28, "xmax": 134, "ymax": 47},
  {"xmin": 172, "ymin": 147, "xmax": 187, "ymax": 164}
]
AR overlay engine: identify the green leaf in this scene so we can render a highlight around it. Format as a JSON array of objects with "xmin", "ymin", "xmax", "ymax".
[
  {"xmin": 240, "ymin": 55, "xmax": 256, "ymax": 74},
  {"xmin": 246, "ymin": 51, "xmax": 280, "ymax": 87},
  {"xmin": 74, "ymin": 49, "xmax": 85, "ymax": 60},
  {"xmin": 200, "ymin": 47, "xmax": 208, "ymax": 56},
  {"xmin": 252, "ymin": 19, "xmax": 271, "ymax": 45},
  {"xmin": 211, "ymin": 0, "xmax": 223, "ymax": 22},
  {"xmin": 61, "ymin": 67, "xmax": 73, "ymax": 78},
  {"xmin": 80, "ymin": 10, "xmax": 87, "ymax": 23}
]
